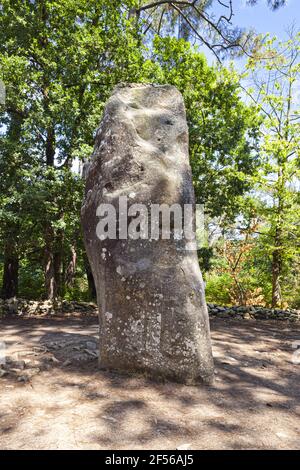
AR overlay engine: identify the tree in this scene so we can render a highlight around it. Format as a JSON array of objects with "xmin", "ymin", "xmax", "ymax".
[
  {"xmin": 0, "ymin": 114, "xmax": 23, "ymax": 298},
  {"xmin": 0, "ymin": 2, "xmax": 275, "ymax": 304},
  {"xmin": 243, "ymin": 31, "xmax": 300, "ymax": 307},
  {"xmin": 0, "ymin": 0, "xmax": 143, "ymax": 299},
  {"xmin": 130, "ymin": 0, "xmax": 287, "ymax": 61},
  {"xmin": 142, "ymin": 37, "xmax": 261, "ymax": 219},
  {"xmin": 214, "ymin": 220, "xmax": 266, "ymax": 305}
]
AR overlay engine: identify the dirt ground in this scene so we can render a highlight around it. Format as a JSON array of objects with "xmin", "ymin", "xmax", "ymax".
[{"xmin": 0, "ymin": 315, "xmax": 299, "ymax": 450}]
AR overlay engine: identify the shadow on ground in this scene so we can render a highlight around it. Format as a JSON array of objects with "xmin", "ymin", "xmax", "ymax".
[{"xmin": 0, "ymin": 315, "xmax": 299, "ymax": 449}]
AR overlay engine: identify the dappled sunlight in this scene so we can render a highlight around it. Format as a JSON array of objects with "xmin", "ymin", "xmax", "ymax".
[{"xmin": 0, "ymin": 316, "xmax": 299, "ymax": 449}]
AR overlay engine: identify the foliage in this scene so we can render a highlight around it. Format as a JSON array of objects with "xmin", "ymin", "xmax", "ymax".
[
  {"xmin": 205, "ymin": 273, "xmax": 232, "ymax": 305},
  {"xmin": 0, "ymin": 0, "xmax": 143, "ymax": 299},
  {"xmin": 244, "ymin": 31, "xmax": 300, "ymax": 307},
  {"xmin": 131, "ymin": 0, "xmax": 287, "ymax": 61},
  {"xmin": 0, "ymin": 2, "xmax": 299, "ymax": 310},
  {"xmin": 142, "ymin": 36, "xmax": 262, "ymax": 219}
]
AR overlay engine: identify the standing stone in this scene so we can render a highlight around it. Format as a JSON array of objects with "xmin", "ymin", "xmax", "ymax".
[{"xmin": 81, "ymin": 84, "xmax": 214, "ymax": 384}]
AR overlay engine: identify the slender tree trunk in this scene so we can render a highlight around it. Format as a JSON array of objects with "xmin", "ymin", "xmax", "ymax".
[
  {"xmin": 46, "ymin": 125, "xmax": 55, "ymax": 166},
  {"xmin": 1, "ymin": 114, "xmax": 23, "ymax": 300},
  {"xmin": 66, "ymin": 244, "xmax": 77, "ymax": 288},
  {"xmin": 40, "ymin": 1, "xmax": 57, "ymax": 299},
  {"xmin": 54, "ymin": 250, "xmax": 62, "ymax": 297},
  {"xmin": 44, "ymin": 228, "xmax": 63, "ymax": 300},
  {"xmin": 44, "ymin": 253, "xmax": 56, "ymax": 300},
  {"xmin": 84, "ymin": 255, "xmax": 96, "ymax": 300},
  {"xmin": 2, "ymin": 242, "xmax": 19, "ymax": 299},
  {"xmin": 271, "ymin": 71, "xmax": 293, "ymax": 308},
  {"xmin": 44, "ymin": 224, "xmax": 57, "ymax": 300},
  {"xmin": 271, "ymin": 144, "xmax": 286, "ymax": 308},
  {"xmin": 271, "ymin": 227, "xmax": 282, "ymax": 308},
  {"xmin": 43, "ymin": 118, "xmax": 57, "ymax": 299}
]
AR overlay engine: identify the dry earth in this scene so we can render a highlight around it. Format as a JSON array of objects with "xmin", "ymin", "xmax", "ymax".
[{"xmin": 0, "ymin": 315, "xmax": 299, "ymax": 450}]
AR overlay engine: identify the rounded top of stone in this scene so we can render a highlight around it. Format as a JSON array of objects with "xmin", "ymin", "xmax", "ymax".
[
  {"xmin": 111, "ymin": 83, "xmax": 184, "ymax": 110},
  {"xmin": 114, "ymin": 82, "xmax": 176, "ymax": 91}
]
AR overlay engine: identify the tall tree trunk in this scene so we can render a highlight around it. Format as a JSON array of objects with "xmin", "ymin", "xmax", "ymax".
[
  {"xmin": 44, "ymin": 252, "xmax": 56, "ymax": 300},
  {"xmin": 66, "ymin": 244, "xmax": 77, "ymax": 288},
  {"xmin": 44, "ymin": 227, "xmax": 63, "ymax": 300},
  {"xmin": 46, "ymin": 125, "xmax": 55, "ymax": 166},
  {"xmin": 271, "ymin": 73, "xmax": 293, "ymax": 308},
  {"xmin": 54, "ymin": 250, "xmax": 62, "ymax": 297},
  {"xmin": 43, "ymin": 119, "xmax": 57, "ymax": 299},
  {"xmin": 41, "ymin": 1, "xmax": 57, "ymax": 298},
  {"xmin": 44, "ymin": 224, "xmax": 57, "ymax": 300},
  {"xmin": 271, "ymin": 228, "xmax": 282, "ymax": 308},
  {"xmin": 44, "ymin": 249, "xmax": 62, "ymax": 300},
  {"xmin": 271, "ymin": 140, "xmax": 286, "ymax": 308},
  {"xmin": 2, "ymin": 241, "xmax": 19, "ymax": 299},
  {"xmin": 1, "ymin": 114, "xmax": 23, "ymax": 300},
  {"xmin": 84, "ymin": 255, "xmax": 96, "ymax": 300}
]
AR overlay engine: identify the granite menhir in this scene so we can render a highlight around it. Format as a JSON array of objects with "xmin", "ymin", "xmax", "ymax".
[{"xmin": 81, "ymin": 84, "xmax": 214, "ymax": 384}]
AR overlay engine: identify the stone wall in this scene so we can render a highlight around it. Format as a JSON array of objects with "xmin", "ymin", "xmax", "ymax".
[
  {"xmin": 207, "ymin": 303, "xmax": 300, "ymax": 322},
  {"xmin": 0, "ymin": 297, "xmax": 299, "ymax": 322},
  {"xmin": 0, "ymin": 298, "xmax": 97, "ymax": 316}
]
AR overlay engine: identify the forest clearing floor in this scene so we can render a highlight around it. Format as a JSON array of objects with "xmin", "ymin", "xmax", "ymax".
[{"xmin": 0, "ymin": 315, "xmax": 299, "ymax": 450}]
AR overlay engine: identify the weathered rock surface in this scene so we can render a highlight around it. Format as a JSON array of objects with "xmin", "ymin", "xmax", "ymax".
[
  {"xmin": 81, "ymin": 83, "xmax": 215, "ymax": 384},
  {"xmin": 81, "ymin": 84, "xmax": 215, "ymax": 382}
]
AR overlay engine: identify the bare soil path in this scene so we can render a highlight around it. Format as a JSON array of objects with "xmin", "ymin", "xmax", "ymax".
[{"xmin": 0, "ymin": 316, "xmax": 299, "ymax": 450}]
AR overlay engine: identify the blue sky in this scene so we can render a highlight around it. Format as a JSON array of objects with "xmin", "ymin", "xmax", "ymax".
[
  {"xmin": 202, "ymin": 0, "xmax": 300, "ymax": 66},
  {"xmin": 232, "ymin": 0, "xmax": 300, "ymax": 39}
]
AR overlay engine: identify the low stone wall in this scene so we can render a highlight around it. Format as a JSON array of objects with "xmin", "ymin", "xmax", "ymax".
[
  {"xmin": 0, "ymin": 298, "xmax": 97, "ymax": 316},
  {"xmin": 207, "ymin": 303, "xmax": 300, "ymax": 322},
  {"xmin": 0, "ymin": 298, "xmax": 299, "ymax": 322}
]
